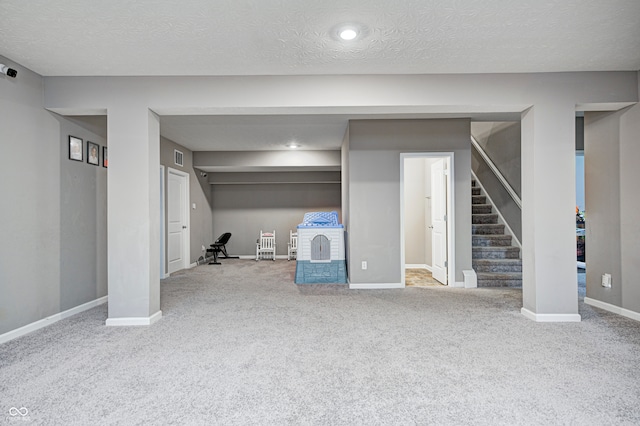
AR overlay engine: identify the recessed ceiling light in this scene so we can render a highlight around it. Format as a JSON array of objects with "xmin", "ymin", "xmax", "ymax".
[
  {"xmin": 332, "ymin": 23, "xmax": 367, "ymax": 42},
  {"xmin": 339, "ymin": 28, "xmax": 358, "ymax": 41},
  {"xmin": 286, "ymin": 142, "xmax": 300, "ymax": 149}
]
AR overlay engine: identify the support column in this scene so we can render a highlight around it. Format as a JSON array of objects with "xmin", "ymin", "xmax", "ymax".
[
  {"xmin": 520, "ymin": 104, "xmax": 581, "ymax": 322},
  {"xmin": 105, "ymin": 106, "xmax": 161, "ymax": 326}
]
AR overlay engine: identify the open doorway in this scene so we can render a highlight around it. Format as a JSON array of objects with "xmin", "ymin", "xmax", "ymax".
[{"xmin": 401, "ymin": 153, "xmax": 454, "ymax": 288}]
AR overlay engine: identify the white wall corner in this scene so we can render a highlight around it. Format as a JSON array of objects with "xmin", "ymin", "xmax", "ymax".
[
  {"xmin": 105, "ymin": 310, "xmax": 163, "ymax": 326},
  {"xmin": 463, "ymin": 270, "xmax": 477, "ymax": 288},
  {"xmin": 584, "ymin": 297, "xmax": 640, "ymax": 322},
  {"xmin": 521, "ymin": 308, "xmax": 581, "ymax": 323}
]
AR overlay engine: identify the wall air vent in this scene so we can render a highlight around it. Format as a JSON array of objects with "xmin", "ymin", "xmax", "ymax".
[{"xmin": 174, "ymin": 149, "xmax": 184, "ymax": 167}]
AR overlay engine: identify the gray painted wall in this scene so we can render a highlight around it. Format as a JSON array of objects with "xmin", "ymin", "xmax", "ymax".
[
  {"xmin": 470, "ymin": 121, "xmax": 522, "ymax": 242},
  {"xmin": 57, "ymin": 116, "xmax": 108, "ymax": 311},
  {"xmin": 348, "ymin": 119, "xmax": 472, "ymax": 285},
  {"xmin": 584, "ymin": 111, "xmax": 623, "ymax": 307},
  {"xmin": 0, "ymin": 56, "xmax": 107, "ymax": 335},
  {"xmin": 1, "ymin": 62, "xmax": 637, "ymax": 335},
  {"xmin": 160, "ymin": 136, "xmax": 213, "ymax": 266},
  {"xmin": 618, "ymin": 74, "xmax": 640, "ymax": 314},
  {"xmin": 471, "ymin": 122, "xmax": 521, "ymax": 196},
  {"xmin": 585, "ymin": 88, "xmax": 640, "ymax": 314},
  {"xmin": 211, "ymin": 183, "xmax": 341, "ymax": 256},
  {"xmin": 39, "ymin": 71, "xmax": 638, "ymax": 321},
  {"xmin": 470, "ymin": 118, "xmax": 587, "ymax": 246},
  {"xmin": 471, "ymin": 146, "xmax": 523, "ymax": 242}
]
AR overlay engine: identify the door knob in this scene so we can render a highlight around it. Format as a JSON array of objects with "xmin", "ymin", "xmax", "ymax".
[
  {"xmin": 428, "ymin": 226, "xmax": 433, "ymax": 229},
  {"xmin": 182, "ymin": 226, "xmax": 187, "ymax": 229}
]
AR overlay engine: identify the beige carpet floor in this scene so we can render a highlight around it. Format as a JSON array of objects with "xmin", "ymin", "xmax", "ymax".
[{"xmin": 1, "ymin": 260, "xmax": 638, "ymax": 425}]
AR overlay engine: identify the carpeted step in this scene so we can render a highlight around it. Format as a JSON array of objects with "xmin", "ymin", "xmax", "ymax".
[
  {"xmin": 472, "ymin": 259, "xmax": 522, "ymax": 272},
  {"xmin": 472, "ymin": 224, "xmax": 505, "ymax": 235},
  {"xmin": 477, "ymin": 272, "xmax": 522, "ymax": 287},
  {"xmin": 472, "ymin": 235, "xmax": 513, "ymax": 247},
  {"xmin": 472, "ymin": 204, "xmax": 492, "ymax": 214},
  {"xmin": 472, "ymin": 195, "xmax": 487, "ymax": 204},
  {"xmin": 472, "ymin": 246, "xmax": 520, "ymax": 259},
  {"xmin": 472, "ymin": 214, "xmax": 498, "ymax": 224},
  {"xmin": 472, "ymin": 187, "xmax": 481, "ymax": 195}
]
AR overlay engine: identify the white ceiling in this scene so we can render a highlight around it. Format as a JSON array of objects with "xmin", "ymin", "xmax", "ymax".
[
  {"xmin": 2, "ymin": 0, "xmax": 639, "ymax": 76},
  {"xmin": 2, "ymin": 0, "xmax": 639, "ymax": 151}
]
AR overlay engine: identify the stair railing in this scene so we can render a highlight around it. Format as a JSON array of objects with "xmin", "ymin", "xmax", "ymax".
[{"xmin": 470, "ymin": 136, "xmax": 522, "ymax": 209}]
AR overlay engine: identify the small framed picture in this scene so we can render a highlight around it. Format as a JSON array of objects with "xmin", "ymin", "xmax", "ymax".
[
  {"xmin": 69, "ymin": 136, "xmax": 83, "ymax": 162},
  {"xmin": 87, "ymin": 141, "xmax": 99, "ymax": 166},
  {"xmin": 102, "ymin": 147, "xmax": 108, "ymax": 168}
]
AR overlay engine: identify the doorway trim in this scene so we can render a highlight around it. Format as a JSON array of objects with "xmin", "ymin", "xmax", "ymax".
[
  {"xmin": 400, "ymin": 152, "xmax": 455, "ymax": 287},
  {"xmin": 167, "ymin": 167, "xmax": 190, "ymax": 274},
  {"xmin": 160, "ymin": 165, "xmax": 168, "ymax": 279}
]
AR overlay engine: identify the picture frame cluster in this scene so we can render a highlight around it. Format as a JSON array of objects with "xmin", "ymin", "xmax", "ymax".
[{"xmin": 69, "ymin": 135, "xmax": 107, "ymax": 167}]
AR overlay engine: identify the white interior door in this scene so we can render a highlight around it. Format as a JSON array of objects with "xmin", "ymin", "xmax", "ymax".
[
  {"xmin": 431, "ymin": 159, "xmax": 448, "ymax": 284},
  {"xmin": 167, "ymin": 168, "xmax": 189, "ymax": 274}
]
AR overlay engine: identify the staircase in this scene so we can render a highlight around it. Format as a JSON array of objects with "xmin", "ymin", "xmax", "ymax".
[{"xmin": 471, "ymin": 180, "xmax": 522, "ymax": 287}]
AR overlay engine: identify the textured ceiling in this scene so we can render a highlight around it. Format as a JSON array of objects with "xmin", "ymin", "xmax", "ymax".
[
  {"xmin": 1, "ymin": 0, "xmax": 639, "ymax": 77},
  {"xmin": 2, "ymin": 0, "xmax": 639, "ymax": 154}
]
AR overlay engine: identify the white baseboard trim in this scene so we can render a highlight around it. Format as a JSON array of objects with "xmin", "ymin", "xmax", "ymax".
[
  {"xmin": 349, "ymin": 283, "xmax": 404, "ymax": 289},
  {"xmin": 521, "ymin": 308, "xmax": 581, "ymax": 322},
  {"xmin": 239, "ymin": 255, "xmax": 289, "ymax": 260},
  {"xmin": 405, "ymin": 264, "xmax": 432, "ymax": 271},
  {"xmin": 105, "ymin": 310, "xmax": 163, "ymax": 327},
  {"xmin": 584, "ymin": 297, "xmax": 640, "ymax": 322},
  {"xmin": 463, "ymin": 270, "xmax": 478, "ymax": 288},
  {"xmin": 0, "ymin": 296, "xmax": 108, "ymax": 345},
  {"xmin": 451, "ymin": 281, "xmax": 465, "ymax": 288}
]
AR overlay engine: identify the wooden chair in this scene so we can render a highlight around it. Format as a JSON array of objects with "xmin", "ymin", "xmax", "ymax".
[
  {"xmin": 256, "ymin": 230, "xmax": 276, "ymax": 261},
  {"xmin": 287, "ymin": 230, "xmax": 298, "ymax": 261}
]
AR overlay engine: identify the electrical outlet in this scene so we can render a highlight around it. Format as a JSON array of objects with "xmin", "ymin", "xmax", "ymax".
[
  {"xmin": 602, "ymin": 273, "xmax": 612, "ymax": 288},
  {"xmin": 361, "ymin": 261, "xmax": 367, "ymax": 270}
]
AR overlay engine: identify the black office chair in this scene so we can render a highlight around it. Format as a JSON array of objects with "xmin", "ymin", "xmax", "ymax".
[{"xmin": 207, "ymin": 232, "xmax": 238, "ymax": 265}]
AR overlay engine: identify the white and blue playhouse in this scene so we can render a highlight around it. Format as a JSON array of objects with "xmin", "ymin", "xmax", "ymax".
[{"xmin": 294, "ymin": 211, "xmax": 347, "ymax": 284}]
